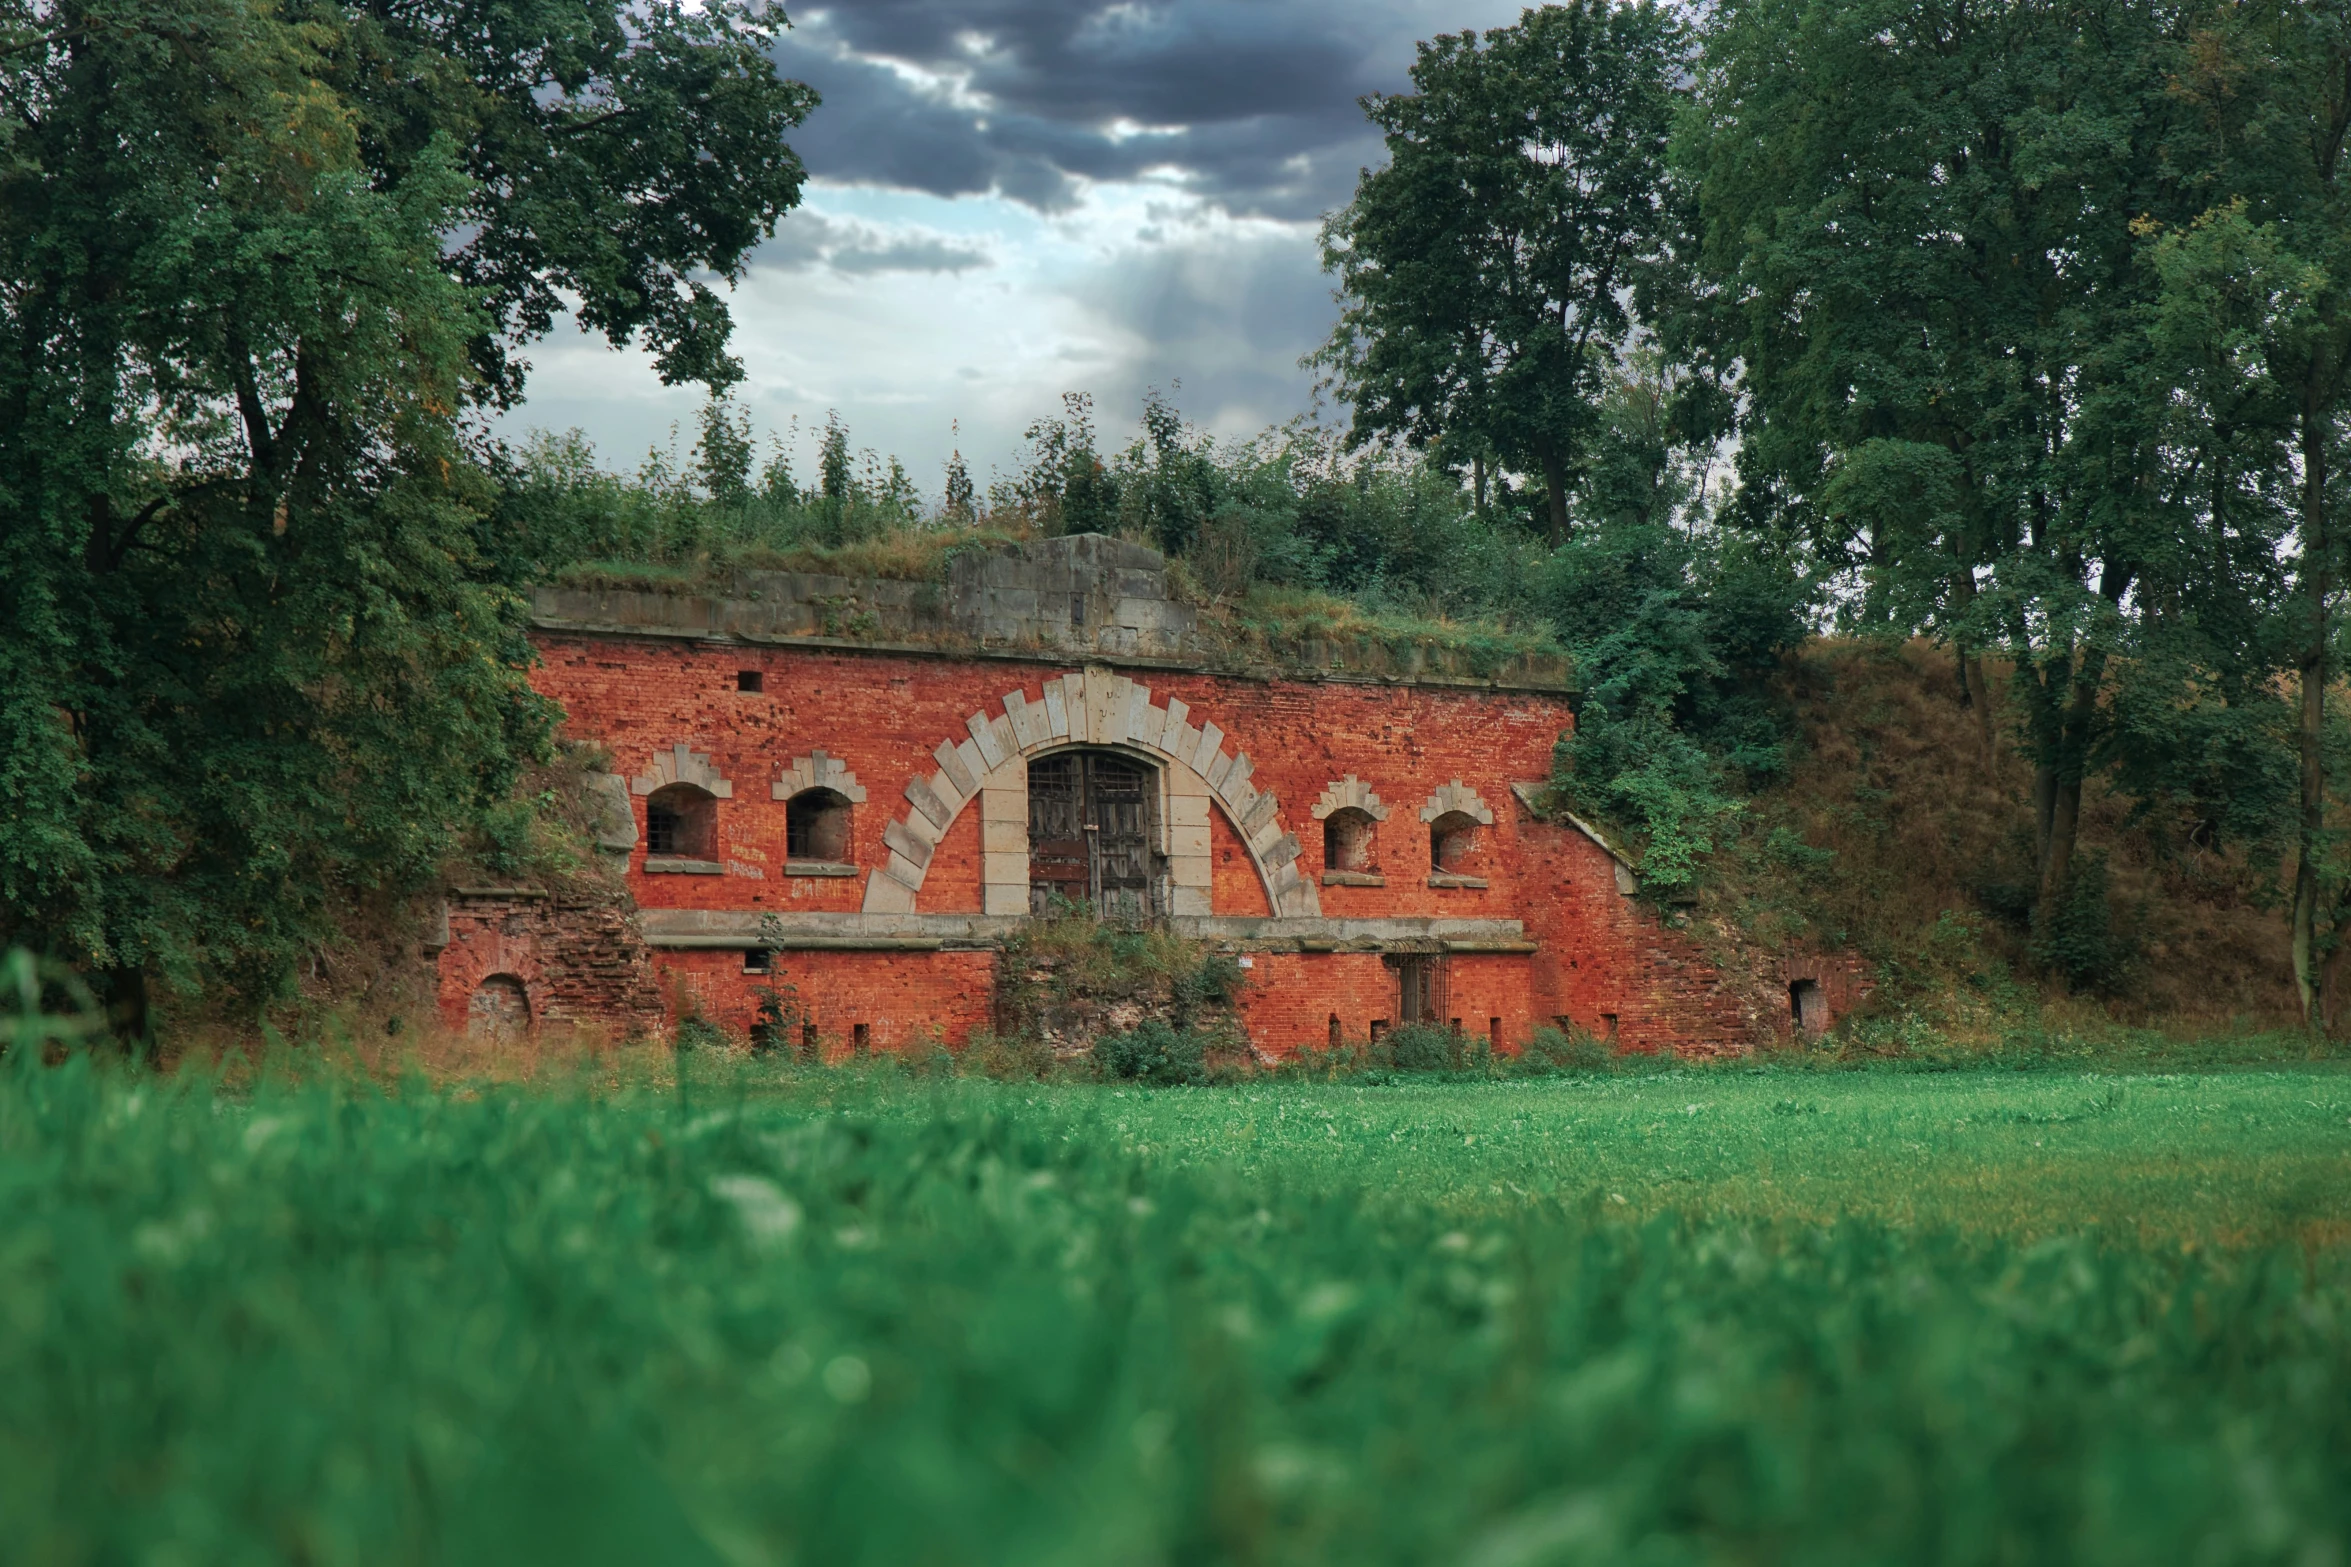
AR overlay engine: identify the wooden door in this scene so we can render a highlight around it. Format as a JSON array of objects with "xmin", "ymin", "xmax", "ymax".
[{"xmin": 1027, "ymin": 751, "xmax": 1158, "ymax": 918}]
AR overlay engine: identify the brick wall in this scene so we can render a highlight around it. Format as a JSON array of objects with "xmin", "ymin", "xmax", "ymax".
[
  {"xmin": 434, "ymin": 890, "xmax": 666, "ymax": 1035},
  {"xmin": 431, "ymin": 632, "xmax": 1863, "ymax": 1057},
  {"xmin": 657, "ymin": 947, "xmax": 997, "ymax": 1053}
]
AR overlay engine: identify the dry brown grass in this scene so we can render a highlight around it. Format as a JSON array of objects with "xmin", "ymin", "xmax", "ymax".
[{"xmin": 1711, "ymin": 639, "xmax": 2297, "ymax": 1034}]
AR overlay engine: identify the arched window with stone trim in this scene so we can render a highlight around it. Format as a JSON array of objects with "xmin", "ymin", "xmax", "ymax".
[
  {"xmin": 645, "ymin": 783, "xmax": 717, "ymax": 860},
  {"xmin": 785, "ymin": 787, "xmax": 855, "ymax": 864},
  {"xmin": 1323, "ymin": 807, "xmax": 1379, "ymax": 875},
  {"xmin": 1311, "ymin": 775, "xmax": 1389, "ymax": 888},
  {"xmin": 1429, "ymin": 811, "xmax": 1481, "ymax": 872},
  {"xmin": 632, "ymin": 745, "xmax": 733, "ymax": 872},
  {"xmin": 1418, "ymin": 781, "xmax": 1495, "ymax": 888}
]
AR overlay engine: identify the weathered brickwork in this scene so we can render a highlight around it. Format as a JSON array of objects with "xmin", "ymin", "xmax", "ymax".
[
  {"xmin": 434, "ymin": 890, "xmax": 666, "ymax": 1035},
  {"xmin": 658, "ymin": 947, "xmax": 996, "ymax": 1054},
  {"xmin": 437, "ymin": 542, "xmax": 1861, "ymax": 1056}
]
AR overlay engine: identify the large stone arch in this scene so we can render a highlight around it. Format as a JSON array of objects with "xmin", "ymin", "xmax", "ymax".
[{"xmin": 862, "ymin": 667, "xmax": 1319, "ymax": 918}]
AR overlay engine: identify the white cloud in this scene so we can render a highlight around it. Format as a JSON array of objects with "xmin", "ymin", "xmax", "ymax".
[{"xmin": 499, "ymin": 179, "xmax": 1334, "ymax": 498}]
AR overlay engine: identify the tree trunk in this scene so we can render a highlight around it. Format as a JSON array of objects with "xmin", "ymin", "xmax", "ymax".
[
  {"xmin": 1473, "ymin": 454, "xmax": 1488, "ymax": 514},
  {"xmin": 1536, "ymin": 440, "xmax": 1570, "ymax": 543},
  {"xmin": 92, "ymin": 963, "xmax": 153, "ymax": 1056},
  {"xmin": 2030, "ymin": 637, "xmax": 2110, "ymax": 941},
  {"xmin": 2292, "ymin": 400, "xmax": 2330, "ymax": 1034},
  {"xmin": 1966, "ymin": 652, "xmax": 1996, "ymax": 775}
]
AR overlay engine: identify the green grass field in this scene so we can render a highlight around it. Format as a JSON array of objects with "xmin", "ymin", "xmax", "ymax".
[{"xmin": 3, "ymin": 1053, "xmax": 2347, "ymax": 1564}]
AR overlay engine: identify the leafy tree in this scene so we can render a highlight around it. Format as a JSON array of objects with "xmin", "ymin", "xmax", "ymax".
[
  {"xmin": 1315, "ymin": 0, "xmax": 1689, "ymax": 541},
  {"xmin": 2149, "ymin": 0, "xmax": 2351, "ymax": 1028},
  {"xmin": 818, "ymin": 411, "xmax": 853, "ymax": 506},
  {"xmin": 0, "ymin": 0, "xmax": 813, "ymax": 1028},
  {"xmin": 1688, "ymin": 0, "xmax": 2209, "ymax": 945},
  {"xmin": 694, "ymin": 397, "xmax": 756, "ymax": 505}
]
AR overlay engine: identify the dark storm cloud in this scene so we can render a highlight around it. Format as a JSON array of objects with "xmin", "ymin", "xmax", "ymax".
[{"xmin": 773, "ymin": 2, "xmax": 1494, "ymax": 218}]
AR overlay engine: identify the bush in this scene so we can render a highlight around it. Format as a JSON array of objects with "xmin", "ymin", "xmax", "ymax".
[
  {"xmin": 962, "ymin": 1030, "xmax": 1059, "ymax": 1082},
  {"xmin": 1094, "ymin": 1021, "xmax": 1209, "ymax": 1086},
  {"xmin": 1513, "ymin": 1025, "xmax": 1618, "ymax": 1076},
  {"xmin": 672, "ymin": 1016, "xmax": 732, "ymax": 1055},
  {"xmin": 1385, "ymin": 1023, "xmax": 1460, "ymax": 1073}
]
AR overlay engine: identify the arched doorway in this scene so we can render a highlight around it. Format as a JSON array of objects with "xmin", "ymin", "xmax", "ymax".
[
  {"xmin": 468, "ymin": 974, "xmax": 531, "ymax": 1041},
  {"xmin": 1027, "ymin": 750, "xmax": 1159, "ymax": 917}
]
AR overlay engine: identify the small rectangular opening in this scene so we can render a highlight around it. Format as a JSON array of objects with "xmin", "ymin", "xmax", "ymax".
[
  {"xmin": 736, "ymin": 670, "xmax": 764, "ymax": 693},
  {"xmin": 852, "ymin": 1022, "xmax": 870, "ymax": 1052},
  {"xmin": 1449, "ymin": 1016, "xmax": 1462, "ymax": 1034},
  {"xmin": 801, "ymin": 1021, "xmax": 818, "ymax": 1052},
  {"xmin": 1489, "ymin": 1016, "xmax": 1502, "ymax": 1048},
  {"xmin": 1368, "ymin": 1019, "xmax": 1387, "ymax": 1041},
  {"xmin": 742, "ymin": 949, "xmax": 771, "ymax": 974},
  {"xmin": 1328, "ymin": 1014, "xmax": 1342, "ymax": 1050}
]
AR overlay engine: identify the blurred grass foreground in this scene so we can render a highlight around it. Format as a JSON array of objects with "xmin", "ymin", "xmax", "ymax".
[{"xmin": 2, "ymin": 1046, "xmax": 2348, "ymax": 1564}]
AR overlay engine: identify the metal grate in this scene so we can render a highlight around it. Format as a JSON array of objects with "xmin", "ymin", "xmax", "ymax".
[{"xmin": 1386, "ymin": 953, "xmax": 1450, "ymax": 1025}]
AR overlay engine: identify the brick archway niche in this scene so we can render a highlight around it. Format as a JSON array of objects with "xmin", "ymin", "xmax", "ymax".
[{"xmin": 862, "ymin": 666, "xmax": 1319, "ymax": 919}]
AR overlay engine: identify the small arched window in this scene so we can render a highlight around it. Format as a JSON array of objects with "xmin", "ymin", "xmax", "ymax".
[
  {"xmin": 645, "ymin": 782, "xmax": 718, "ymax": 860},
  {"xmin": 1323, "ymin": 807, "xmax": 1378, "ymax": 875},
  {"xmin": 786, "ymin": 787, "xmax": 854, "ymax": 864},
  {"xmin": 1429, "ymin": 810, "xmax": 1482, "ymax": 874}
]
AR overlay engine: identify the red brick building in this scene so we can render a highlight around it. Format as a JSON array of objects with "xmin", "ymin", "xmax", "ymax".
[{"xmin": 433, "ymin": 536, "xmax": 1860, "ymax": 1055}]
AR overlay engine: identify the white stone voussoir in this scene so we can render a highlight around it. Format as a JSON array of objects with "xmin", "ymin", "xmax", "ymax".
[
  {"xmin": 1418, "ymin": 780, "xmax": 1496, "ymax": 825},
  {"xmin": 632, "ymin": 743, "xmax": 732, "ymax": 798},
  {"xmin": 771, "ymin": 749, "xmax": 867, "ymax": 803},
  {"xmin": 859, "ymin": 670, "xmax": 1322, "ymax": 917}
]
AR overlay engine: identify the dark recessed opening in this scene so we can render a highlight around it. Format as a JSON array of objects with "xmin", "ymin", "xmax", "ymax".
[
  {"xmin": 802, "ymin": 1021, "xmax": 818, "ymax": 1052},
  {"xmin": 1489, "ymin": 1016, "xmax": 1502, "ymax": 1048},
  {"xmin": 645, "ymin": 783, "xmax": 717, "ymax": 859},
  {"xmin": 786, "ymin": 787, "xmax": 854, "ymax": 863},
  {"xmin": 736, "ymin": 670, "xmax": 763, "ymax": 693},
  {"xmin": 1790, "ymin": 979, "xmax": 1827, "ymax": 1035},
  {"xmin": 852, "ymin": 1022, "xmax": 871, "ymax": 1052},
  {"xmin": 1329, "ymin": 1013, "xmax": 1342, "ymax": 1050},
  {"xmin": 1368, "ymin": 1019, "xmax": 1388, "ymax": 1041},
  {"xmin": 742, "ymin": 949, "xmax": 771, "ymax": 975},
  {"xmin": 1430, "ymin": 811, "xmax": 1481, "ymax": 872},
  {"xmin": 1323, "ymin": 808, "xmax": 1377, "ymax": 873}
]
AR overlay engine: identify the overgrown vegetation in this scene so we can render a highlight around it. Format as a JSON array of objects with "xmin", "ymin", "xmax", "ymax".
[
  {"xmin": 18, "ymin": 0, "xmax": 2351, "ymax": 1044},
  {"xmin": 1, "ymin": 1046, "xmax": 2345, "ymax": 1560}
]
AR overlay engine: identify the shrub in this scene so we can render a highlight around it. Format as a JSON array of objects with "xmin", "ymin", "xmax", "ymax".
[
  {"xmin": 1094, "ymin": 1021, "xmax": 1208, "ymax": 1086},
  {"xmin": 962, "ymin": 1030, "xmax": 1059, "ymax": 1082},
  {"xmin": 1385, "ymin": 1023, "xmax": 1459, "ymax": 1073},
  {"xmin": 1514, "ymin": 1025, "xmax": 1618, "ymax": 1076}
]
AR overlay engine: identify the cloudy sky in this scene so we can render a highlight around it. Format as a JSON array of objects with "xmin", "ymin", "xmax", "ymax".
[{"xmin": 506, "ymin": 0, "xmax": 1529, "ymax": 497}]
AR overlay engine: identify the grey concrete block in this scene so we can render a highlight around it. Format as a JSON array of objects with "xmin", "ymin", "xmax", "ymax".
[
  {"xmin": 934, "ymin": 740, "xmax": 977, "ymax": 798},
  {"xmin": 906, "ymin": 776, "xmax": 955, "ymax": 831},
  {"xmin": 883, "ymin": 818, "xmax": 933, "ymax": 868}
]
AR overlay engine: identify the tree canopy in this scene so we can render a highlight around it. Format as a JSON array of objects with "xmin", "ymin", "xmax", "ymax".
[{"xmin": 0, "ymin": 0, "xmax": 811, "ymax": 1025}]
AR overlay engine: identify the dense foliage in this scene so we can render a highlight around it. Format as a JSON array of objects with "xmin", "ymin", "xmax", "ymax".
[
  {"xmin": 0, "ymin": 0, "xmax": 810, "ymax": 1022},
  {"xmin": 1, "ymin": 1051, "xmax": 2344, "ymax": 1561},
  {"xmin": 18, "ymin": 0, "xmax": 2351, "ymax": 1024}
]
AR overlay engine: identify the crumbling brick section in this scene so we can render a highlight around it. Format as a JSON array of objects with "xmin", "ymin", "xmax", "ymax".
[{"xmin": 435, "ymin": 889, "xmax": 666, "ymax": 1036}]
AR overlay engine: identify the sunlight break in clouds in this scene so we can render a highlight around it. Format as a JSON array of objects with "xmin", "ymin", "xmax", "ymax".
[{"xmin": 499, "ymin": 0, "xmax": 1533, "ymax": 496}]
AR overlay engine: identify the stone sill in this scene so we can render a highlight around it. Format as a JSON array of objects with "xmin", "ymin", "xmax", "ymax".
[
  {"xmin": 783, "ymin": 861, "xmax": 860, "ymax": 878},
  {"xmin": 1427, "ymin": 873, "xmax": 1489, "ymax": 890},
  {"xmin": 643, "ymin": 857, "xmax": 723, "ymax": 875},
  {"xmin": 1321, "ymin": 870, "xmax": 1386, "ymax": 888}
]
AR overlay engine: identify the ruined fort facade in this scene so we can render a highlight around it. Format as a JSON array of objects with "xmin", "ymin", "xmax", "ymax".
[{"xmin": 433, "ymin": 536, "xmax": 1860, "ymax": 1054}]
